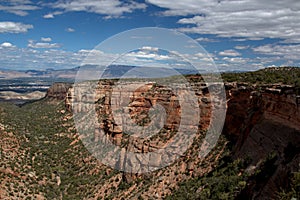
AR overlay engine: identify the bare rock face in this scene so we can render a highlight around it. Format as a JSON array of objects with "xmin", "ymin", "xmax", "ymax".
[
  {"xmin": 66, "ymin": 78, "xmax": 215, "ymax": 180},
  {"xmin": 63, "ymin": 77, "xmax": 300, "ymax": 198},
  {"xmin": 224, "ymin": 83, "xmax": 300, "ymax": 199},
  {"xmin": 224, "ymin": 83, "xmax": 300, "ymax": 143},
  {"xmin": 46, "ymin": 82, "xmax": 73, "ymax": 100}
]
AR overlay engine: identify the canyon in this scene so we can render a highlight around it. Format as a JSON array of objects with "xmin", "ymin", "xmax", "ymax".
[
  {"xmin": 60, "ymin": 74, "xmax": 300, "ymax": 199},
  {"xmin": 0, "ymin": 69, "xmax": 299, "ymax": 199}
]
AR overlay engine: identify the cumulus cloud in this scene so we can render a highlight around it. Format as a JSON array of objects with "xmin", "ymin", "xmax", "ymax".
[
  {"xmin": 222, "ymin": 57, "xmax": 247, "ymax": 64},
  {"xmin": 219, "ymin": 49, "xmax": 241, "ymax": 57},
  {"xmin": 43, "ymin": 11, "xmax": 63, "ymax": 19},
  {"xmin": 196, "ymin": 37, "xmax": 218, "ymax": 43},
  {"xmin": 146, "ymin": 0, "xmax": 215, "ymax": 16},
  {"xmin": 77, "ymin": 49, "xmax": 119, "ymax": 66},
  {"xmin": 0, "ymin": 44, "xmax": 289, "ymax": 72},
  {"xmin": 147, "ymin": 0, "xmax": 300, "ymax": 42},
  {"xmin": 0, "ymin": 0, "xmax": 39, "ymax": 16},
  {"xmin": 235, "ymin": 45, "xmax": 250, "ymax": 50},
  {"xmin": 126, "ymin": 51, "xmax": 170, "ymax": 60},
  {"xmin": 28, "ymin": 40, "xmax": 61, "ymax": 49},
  {"xmin": 0, "ymin": 42, "xmax": 16, "ymax": 48},
  {"xmin": 0, "ymin": 45, "xmax": 291, "ymax": 73},
  {"xmin": 232, "ymin": 38, "xmax": 264, "ymax": 42},
  {"xmin": 41, "ymin": 37, "xmax": 52, "ymax": 42},
  {"xmin": 140, "ymin": 46, "xmax": 159, "ymax": 52},
  {"xmin": 0, "ymin": 47, "xmax": 84, "ymax": 70},
  {"xmin": 66, "ymin": 27, "xmax": 75, "ymax": 32},
  {"xmin": 43, "ymin": 13, "xmax": 54, "ymax": 19},
  {"xmin": 252, "ymin": 44, "xmax": 300, "ymax": 60},
  {"xmin": 79, "ymin": 48, "xmax": 205, "ymax": 70},
  {"xmin": 0, "ymin": 21, "xmax": 33, "ymax": 33},
  {"xmin": 49, "ymin": 0, "xmax": 147, "ymax": 18}
]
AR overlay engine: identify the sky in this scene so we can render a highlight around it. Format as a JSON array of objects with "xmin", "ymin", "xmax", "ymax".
[{"xmin": 0, "ymin": 0, "xmax": 300, "ymax": 71}]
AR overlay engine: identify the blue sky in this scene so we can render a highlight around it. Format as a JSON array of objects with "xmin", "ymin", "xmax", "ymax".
[{"xmin": 0, "ymin": 0, "xmax": 299, "ymax": 71}]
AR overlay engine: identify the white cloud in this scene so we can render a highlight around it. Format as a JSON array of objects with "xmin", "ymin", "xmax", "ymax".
[
  {"xmin": 0, "ymin": 47, "xmax": 86, "ymax": 70},
  {"xmin": 147, "ymin": 0, "xmax": 300, "ymax": 42},
  {"xmin": 0, "ymin": 21, "xmax": 33, "ymax": 33},
  {"xmin": 222, "ymin": 57, "xmax": 247, "ymax": 64},
  {"xmin": 140, "ymin": 46, "xmax": 159, "ymax": 52},
  {"xmin": 66, "ymin": 27, "xmax": 75, "ymax": 32},
  {"xmin": 194, "ymin": 52, "xmax": 215, "ymax": 59},
  {"xmin": 126, "ymin": 51, "xmax": 170, "ymax": 61},
  {"xmin": 28, "ymin": 41, "xmax": 61, "ymax": 49},
  {"xmin": 78, "ymin": 48, "xmax": 209, "ymax": 70},
  {"xmin": 252, "ymin": 44, "xmax": 300, "ymax": 60},
  {"xmin": 43, "ymin": 11, "xmax": 63, "ymax": 19},
  {"xmin": 41, "ymin": 37, "xmax": 52, "ymax": 42},
  {"xmin": 0, "ymin": 42, "xmax": 15, "ymax": 48},
  {"xmin": 78, "ymin": 49, "xmax": 119, "ymax": 66},
  {"xmin": 0, "ymin": 44, "xmax": 286, "ymax": 72},
  {"xmin": 0, "ymin": 0, "xmax": 39, "ymax": 16},
  {"xmin": 219, "ymin": 49, "xmax": 241, "ymax": 57},
  {"xmin": 43, "ymin": 13, "xmax": 54, "ymax": 18},
  {"xmin": 235, "ymin": 45, "xmax": 250, "ymax": 50},
  {"xmin": 146, "ymin": 0, "xmax": 215, "ymax": 16},
  {"xmin": 215, "ymin": 56, "xmax": 270, "ymax": 72},
  {"xmin": 280, "ymin": 38, "xmax": 300, "ymax": 44},
  {"xmin": 79, "ymin": 48, "xmax": 197, "ymax": 69},
  {"xmin": 49, "ymin": 0, "xmax": 147, "ymax": 18},
  {"xmin": 232, "ymin": 38, "xmax": 264, "ymax": 42},
  {"xmin": 196, "ymin": 37, "xmax": 218, "ymax": 43}
]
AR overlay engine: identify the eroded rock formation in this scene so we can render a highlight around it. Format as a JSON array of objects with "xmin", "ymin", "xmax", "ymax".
[
  {"xmin": 224, "ymin": 83, "xmax": 300, "ymax": 199},
  {"xmin": 46, "ymin": 82, "xmax": 73, "ymax": 100},
  {"xmin": 45, "ymin": 77, "xmax": 300, "ymax": 199},
  {"xmin": 66, "ymin": 79, "xmax": 217, "ymax": 174}
]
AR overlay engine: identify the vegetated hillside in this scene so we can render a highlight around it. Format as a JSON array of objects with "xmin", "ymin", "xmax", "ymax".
[
  {"xmin": 0, "ymin": 67, "xmax": 299, "ymax": 199},
  {"xmin": 0, "ymin": 100, "xmax": 111, "ymax": 199},
  {"xmin": 222, "ymin": 66, "xmax": 300, "ymax": 87}
]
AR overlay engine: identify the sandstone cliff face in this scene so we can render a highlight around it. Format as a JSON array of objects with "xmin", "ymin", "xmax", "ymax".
[
  {"xmin": 224, "ymin": 83, "xmax": 300, "ymax": 199},
  {"xmin": 66, "ymin": 79, "xmax": 215, "ymax": 176},
  {"xmin": 47, "ymin": 78, "xmax": 300, "ymax": 199},
  {"xmin": 224, "ymin": 83, "xmax": 300, "ymax": 139},
  {"xmin": 46, "ymin": 82, "xmax": 72, "ymax": 100}
]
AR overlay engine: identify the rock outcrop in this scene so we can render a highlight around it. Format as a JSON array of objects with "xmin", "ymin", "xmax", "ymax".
[
  {"xmin": 46, "ymin": 82, "xmax": 73, "ymax": 100},
  {"xmin": 224, "ymin": 83, "xmax": 300, "ymax": 199},
  {"xmin": 67, "ymin": 79, "xmax": 217, "ymax": 175},
  {"xmin": 46, "ymin": 77, "xmax": 300, "ymax": 199}
]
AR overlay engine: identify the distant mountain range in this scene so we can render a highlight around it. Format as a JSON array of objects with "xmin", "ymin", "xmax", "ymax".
[
  {"xmin": 0, "ymin": 64, "xmax": 205, "ymax": 80},
  {"xmin": 0, "ymin": 67, "xmax": 79, "ymax": 80}
]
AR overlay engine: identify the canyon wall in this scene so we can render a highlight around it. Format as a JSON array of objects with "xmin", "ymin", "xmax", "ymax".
[
  {"xmin": 46, "ymin": 78, "xmax": 300, "ymax": 199},
  {"xmin": 64, "ymin": 79, "xmax": 216, "ymax": 174},
  {"xmin": 224, "ymin": 83, "xmax": 300, "ymax": 199},
  {"xmin": 46, "ymin": 82, "xmax": 73, "ymax": 100}
]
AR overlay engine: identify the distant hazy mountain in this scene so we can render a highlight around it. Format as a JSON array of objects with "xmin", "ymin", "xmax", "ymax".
[
  {"xmin": 0, "ymin": 64, "xmax": 203, "ymax": 80},
  {"xmin": 0, "ymin": 67, "xmax": 79, "ymax": 80}
]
